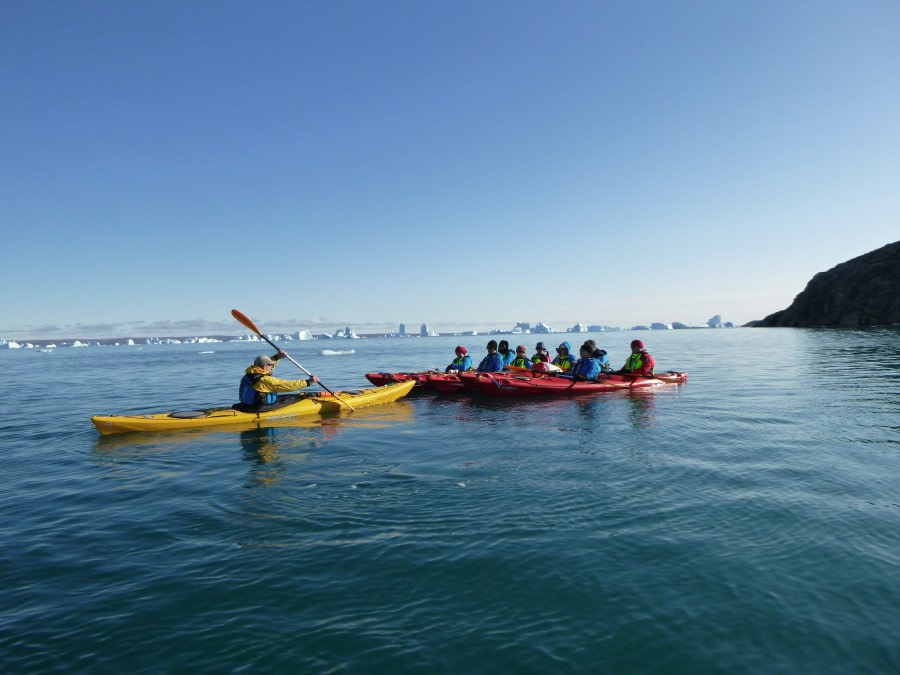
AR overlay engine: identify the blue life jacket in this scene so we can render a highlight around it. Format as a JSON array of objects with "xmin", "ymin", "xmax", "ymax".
[{"xmin": 239, "ymin": 373, "xmax": 277, "ymax": 407}]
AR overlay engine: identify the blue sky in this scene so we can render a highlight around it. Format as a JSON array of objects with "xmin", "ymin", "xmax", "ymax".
[{"xmin": 2, "ymin": 1, "xmax": 898, "ymax": 338}]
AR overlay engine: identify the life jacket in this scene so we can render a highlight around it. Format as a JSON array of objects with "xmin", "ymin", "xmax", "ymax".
[
  {"xmin": 510, "ymin": 356, "xmax": 531, "ymax": 368},
  {"xmin": 553, "ymin": 355, "xmax": 574, "ymax": 371},
  {"xmin": 451, "ymin": 356, "xmax": 467, "ymax": 367},
  {"xmin": 624, "ymin": 351, "xmax": 653, "ymax": 375},
  {"xmin": 239, "ymin": 373, "xmax": 277, "ymax": 407}
]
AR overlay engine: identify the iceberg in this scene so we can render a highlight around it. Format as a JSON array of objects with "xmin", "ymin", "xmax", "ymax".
[
  {"xmin": 706, "ymin": 316, "xmax": 734, "ymax": 328},
  {"xmin": 420, "ymin": 323, "xmax": 438, "ymax": 337}
]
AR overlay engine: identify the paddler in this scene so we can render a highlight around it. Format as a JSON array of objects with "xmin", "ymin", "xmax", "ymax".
[
  {"xmin": 445, "ymin": 345, "xmax": 473, "ymax": 373},
  {"xmin": 238, "ymin": 352, "xmax": 320, "ymax": 409},
  {"xmin": 531, "ymin": 341, "xmax": 550, "ymax": 364},
  {"xmin": 582, "ymin": 339, "xmax": 612, "ymax": 373},
  {"xmin": 618, "ymin": 339, "xmax": 655, "ymax": 377},
  {"xmin": 497, "ymin": 340, "xmax": 515, "ymax": 367},
  {"xmin": 552, "ymin": 341, "xmax": 575, "ymax": 372},
  {"xmin": 476, "ymin": 340, "xmax": 504, "ymax": 373},
  {"xmin": 572, "ymin": 343, "xmax": 601, "ymax": 381},
  {"xmin": 507, "ymin": 345, "xmax": 533, "ymax": 370}
]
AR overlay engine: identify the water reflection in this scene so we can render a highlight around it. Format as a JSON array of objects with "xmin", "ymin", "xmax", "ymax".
[
  {"xmin": 433, "ymin": 389, "xmax": 662, "ymax": 429},
  {"xmin": 93, "ymin": 402, "xmax": 417, "ymax": 488},
  {"xmin": 239, "ymin": 425, "xmax": 320, "ymax": 488},
  {"xmin": 626, "ymin": 391, "xmax": 657, "ymax": 428}
]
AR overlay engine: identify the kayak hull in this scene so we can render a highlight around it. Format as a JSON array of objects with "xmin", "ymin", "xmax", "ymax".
[
  {"xmin": 423, "ymin": 372, "xmax": 466, "ymax": 393},
  {"xmin": 92, "ymin": 380, "xmax": 416, "ymax": 434},
  {"xmin": 458, "ymin": 371, "xmax": 688, "ymax": 397},
  {"xmin": 365, "ymin": 371, "xmax": 432, "ymax": 388}
]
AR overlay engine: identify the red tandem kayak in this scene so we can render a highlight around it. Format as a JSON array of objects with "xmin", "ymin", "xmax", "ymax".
[
  {"xmin": 423, "ymin": 372, "xmax": 466, "ymax": 393},
  {"xmin": 457, "ymin": 370, "xmax": 688, "ymax": 397},
  {"xmin": 366, "ymin": 366, "xmax": 533, "ymax": 393},
  {"xmin": 365, "ymin": 371, "xmax": 432, "ymax": 388},
  {"xmin": 365, "ymin": 370, "xmax": 468, "ymax": 393}
]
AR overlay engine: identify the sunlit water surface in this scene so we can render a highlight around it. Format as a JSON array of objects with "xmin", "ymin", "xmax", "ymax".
[{"xmin": 1, "ymin": 328, "xmax": 898, "ymax": 673}]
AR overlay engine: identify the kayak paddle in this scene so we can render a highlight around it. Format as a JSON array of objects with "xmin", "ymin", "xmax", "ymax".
[{"xmin": 231, "ymin": 308, "xmax": 356, "ymax": 411}]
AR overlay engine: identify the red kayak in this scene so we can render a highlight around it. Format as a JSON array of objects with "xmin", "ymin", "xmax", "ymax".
[
  {"xmin": 423, "ymin": 372, "xmax": 466, "ymax": 393},
  {"xmin": 457, "ymin": 370, "xmax": 687, "ymax": 397},
  {"xmin": 365, "ymin": 370, "xmax": 468, "ymax": 394},
  {"xmin": 424, "ymin": 366, "xmax": 532, "ymax": 394},
  {"xmin": 365, "ymin": 371, "xmax": 432, "ymax": 388}
]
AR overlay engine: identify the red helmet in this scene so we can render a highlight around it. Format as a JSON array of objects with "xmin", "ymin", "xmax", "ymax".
[
  {"xmin": 456, "ymin": 345, "xmax": 468, "ymax": 355},
  {"xmin": 631, "ymin": 339, "xmax": 644, "ymax": 349}
]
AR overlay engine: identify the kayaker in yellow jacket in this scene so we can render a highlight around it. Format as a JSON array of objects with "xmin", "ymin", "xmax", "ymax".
[{"xmin": 239, "ymin": 352, "xmax": 320, "ymax": 408}]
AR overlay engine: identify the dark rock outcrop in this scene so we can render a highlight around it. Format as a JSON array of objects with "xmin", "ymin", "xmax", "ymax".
[{"xmin": 752, "ymin": 241, "xmax": 900, "ymax": 327}]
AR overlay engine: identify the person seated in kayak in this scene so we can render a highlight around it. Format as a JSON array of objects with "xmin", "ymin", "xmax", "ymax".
[
  {"xmin": 572, "ymin": 343, "xmax": 602, "ymax": 381},
  {"xmin": 476, "ymin": 340, "xmax": 505, "ymax": 373},
  {"xmin": 445, "ymin": 345, "xmax": 473, "ymax": 373},
  {"xmin": 552, "ymin": 342, "xmax": 575, "ymax": 372},
  {"xmin": 497, "ymin": 340, "xmax": 515, "ymax": 367},
  {"xmin": 531, "ymin": 341, "xmax": 551, "ymax": 363},
  {"xmin": 506, "ymin": 345, "xmax": 533, "ymax": 370},
  {"xmin": 581, "ymin": 339, "xmax": 612, "ymax": 373},
  {"xmin": 618, "ymin": 339, "xmax": 655, "ymax": 377},
  {"xmin": 238, "ymin": 353, "xmax": 320, "ymax": 409}
]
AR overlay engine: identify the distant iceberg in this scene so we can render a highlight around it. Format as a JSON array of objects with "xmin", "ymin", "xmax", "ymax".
[
  {"xmin": 420, "ymin": 323, "xmax": 438, "ymax": 337},
  {"xmin": 333, "ymin": 327, "xmax": 359, "ymax": 339},
  {"xmin": 707, "ymin": 315, "xmax": 734, "ymax": 328}
]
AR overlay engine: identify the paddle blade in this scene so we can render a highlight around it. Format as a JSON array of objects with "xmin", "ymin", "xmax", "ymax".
[{"xmin": 231, "ymin": 309, "xmax": 261, "ymax": 336}]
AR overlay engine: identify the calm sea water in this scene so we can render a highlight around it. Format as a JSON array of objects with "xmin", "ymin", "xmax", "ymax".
[{"xmin": 1, "ymin": 328, "xmax": 898, "ymax": 673}]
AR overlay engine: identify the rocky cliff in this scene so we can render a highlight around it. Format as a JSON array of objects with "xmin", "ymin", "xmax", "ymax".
[{"xmin": 752, "ymin": 241, "xmax": 900, "ymax": 327}]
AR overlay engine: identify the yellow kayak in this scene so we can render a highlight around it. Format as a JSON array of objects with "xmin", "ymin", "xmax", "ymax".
[{"xmin": 91, "ymin": 380, "xmax": 416, "ymax": 435}]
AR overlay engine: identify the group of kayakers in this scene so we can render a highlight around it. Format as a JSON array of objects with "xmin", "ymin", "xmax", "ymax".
[
  {"xmin": 446, "ymin": 338, "xmax": 655, "ymax": 380},
  {"xmin": 240, "ymin": 338, "xmax": 655, "ymax": 410}
]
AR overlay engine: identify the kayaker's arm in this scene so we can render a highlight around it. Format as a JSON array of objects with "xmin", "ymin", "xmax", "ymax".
[{"xmin": 257, "ymin": 375, "xmax": 320, "ymax": 393}]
